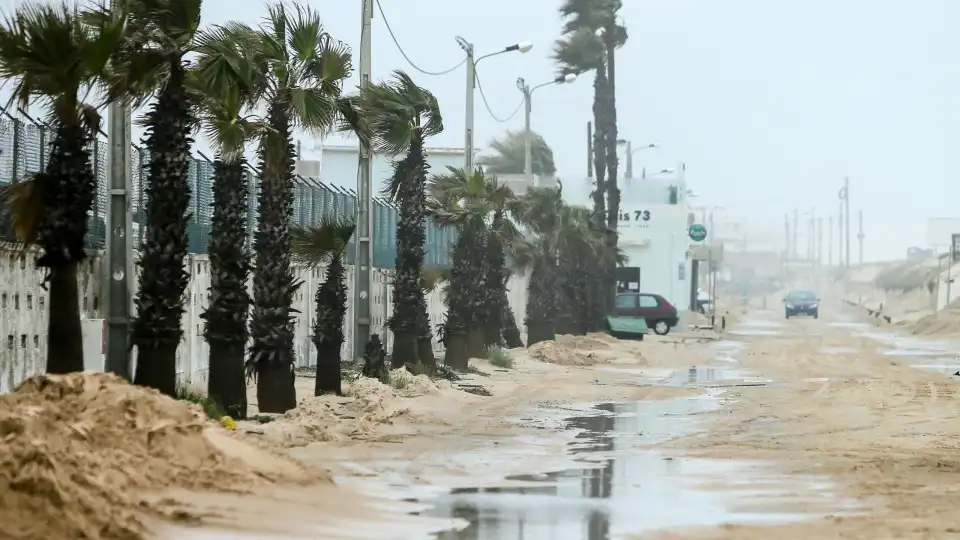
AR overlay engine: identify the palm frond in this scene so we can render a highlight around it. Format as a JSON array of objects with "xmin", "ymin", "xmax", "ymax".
[
  {"xmin": 290, "ymin": 217, "xmax": 356, "ymax": 265},
  {"xmin": 355, "ymin": 69, "xmax": 443, "ymax": 157},
  {"xmin": 0, "ymin": 175, "xmax": 44, "ymax": 256}
]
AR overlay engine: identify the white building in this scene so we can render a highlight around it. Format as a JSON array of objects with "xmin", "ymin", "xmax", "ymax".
[{"xmin": 615, "ymin": 174, "xmax": 693, "ymax": 314}]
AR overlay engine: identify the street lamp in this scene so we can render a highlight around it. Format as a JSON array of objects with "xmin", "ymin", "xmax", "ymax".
[
  {"xmin": 616, "ymin": 139, "xmax": 657, "ymax": 179},
  {"xmin": 456, "ymin": 36, "xmax": 533, "ymax": 171},
  {"xmin": 517, "ymin": 72, "xmax": 577, "ymax": 184}
]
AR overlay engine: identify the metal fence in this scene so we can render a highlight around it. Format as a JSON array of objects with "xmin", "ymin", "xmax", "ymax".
[{"xmin": 0, "ymin": 111, "xmax": 453, "ymax": 268}]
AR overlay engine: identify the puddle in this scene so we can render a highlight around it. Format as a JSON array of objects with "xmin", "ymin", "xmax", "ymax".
[{"xmin": 419, "ymin": 398, "xmax": 858, "ymax": 539}]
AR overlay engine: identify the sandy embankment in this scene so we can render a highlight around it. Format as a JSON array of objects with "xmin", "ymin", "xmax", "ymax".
[
  {"xmin": 0, "ymin": 330, "xmax": 715, "ymax": 539},
  {"xmin": 643, "ymin": 305, "xmax": 960, "ymax": 539}
]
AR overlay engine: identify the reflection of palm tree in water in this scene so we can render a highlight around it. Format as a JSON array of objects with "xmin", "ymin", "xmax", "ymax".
[{"xmin": 584, "ymin": 408, "xmax": 615, "ymax": 539}]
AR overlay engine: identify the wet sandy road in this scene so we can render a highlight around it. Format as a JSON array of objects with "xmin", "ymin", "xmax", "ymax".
[
  {"xmin": 414, "ymin": 302, "xmax": 960, "ymax": 539},
  {"xmin": 648, "ymin": 303, "xmax": 960, "ymax": 539}
]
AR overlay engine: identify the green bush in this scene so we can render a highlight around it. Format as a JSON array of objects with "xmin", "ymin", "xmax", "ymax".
[
  {"xmin": 486, "ymin": 345, "xmax": 514, "ymax": 368},
  {"xmin": 176, "ymin": 387, "xmax": 226, "ymax": 420}
]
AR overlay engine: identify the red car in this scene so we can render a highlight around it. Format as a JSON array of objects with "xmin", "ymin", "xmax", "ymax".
[{"xmin": 613, "ymin": 293, "xmax": 679, "ymax": 335}]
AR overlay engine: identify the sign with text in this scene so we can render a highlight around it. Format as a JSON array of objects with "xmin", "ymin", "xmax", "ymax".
[{"xmin": 616, "ymin": 208, "xmax": 653, "ymax": 228}]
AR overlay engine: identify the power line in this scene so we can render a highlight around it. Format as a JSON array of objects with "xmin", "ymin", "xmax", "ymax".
[
  {"xmin": 375, "ymin": 0, "xmax": 467, "ymax": 76},
  {"xmin": 474, "ymin": 69, "xmax": 524, "ymax": 123}
]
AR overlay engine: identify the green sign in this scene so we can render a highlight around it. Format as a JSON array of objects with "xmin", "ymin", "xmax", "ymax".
[{"xmin": 689, "ymin": 223, "xmax": 707, "ymax": 242}]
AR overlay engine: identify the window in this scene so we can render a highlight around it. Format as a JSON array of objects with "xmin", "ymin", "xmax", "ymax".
[
  {"xmin": 614, "ymin": 295, "xmax": 636, "ymax": 309},
  {"xmin": 638, "ymin": 295, "xmax": 660, "ymax": 308}
]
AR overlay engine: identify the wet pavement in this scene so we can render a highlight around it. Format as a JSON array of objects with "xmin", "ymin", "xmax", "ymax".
[{"xmin": 417, "ymin": 394, "xmax": 855, "ymax": 539}]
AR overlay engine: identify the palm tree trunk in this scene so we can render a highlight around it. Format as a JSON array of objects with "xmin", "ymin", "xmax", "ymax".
[
  {"xmin": 208, "ymin": 341, "xmax": 247, "ymax": 419},
  {"xmin": 525, "ymin": 243, "xmax": 556, "ymax": 346},
  {"xmin": 389, "ymin": 135, "xmax": 428, "ymax": 367},
  {"xmin": 250, "ymin": 100, "xmax": 299, "ymax": 413},
  {"xmin": 444, "ymin": 231, "xmax": 474, "ymax": 370},
  {"xmin": 313, "ymin": 256, "xmax": 347, "ymax": 396},
  {"xmin": 501, "ymin": 299, "xmax": 524, "ymax": 348},
  {"xmin": 603, "ymin": 34, "xmax": 621, "ymax": 318},
  {"xmin": 416, "ymin": 292, "xmax": 436, "ymax": 370},
  {"xmin": 204, "ymin": 159, "xmax": 250, "ymax": 419},
  {"xmin": 591, "ymin": 65, "xmax": 608, "ymax": 231},
  {"xmin": 46, "ymin": 260, "xmax": 84, "ymax": 374},
  {"xmin": 604, "ymin": 31, "xmax": 620, "ymax": 231},
  {"xmin": 132, "ymin": 64, "xmax": 193, "ymax": 397},
  {"xmin": 35, "ymin": 122, "xmax": 96, "ymax": 374}
]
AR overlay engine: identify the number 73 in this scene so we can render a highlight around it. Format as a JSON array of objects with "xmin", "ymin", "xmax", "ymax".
[{"xmin": 632, "ymin": 210, "xmax": 650, "ymax": 221}]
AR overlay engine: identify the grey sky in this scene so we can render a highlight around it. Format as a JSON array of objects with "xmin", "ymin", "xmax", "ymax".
[
  {"xmin": 194, "ymin": 0, "xmax": 956, "ymax": 262},
  {"xmin": 4, "ymin": 0, "xmax": 951, "ymax": 261}
]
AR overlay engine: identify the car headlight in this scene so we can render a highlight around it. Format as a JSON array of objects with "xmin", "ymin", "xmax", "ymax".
[
  {"xmin": 785, "ymin": 304, "xmax": 793, "ymax": 308},
  {"xmin": 809, "ymin": 303, "xmax": 818, "ymax": 309}
]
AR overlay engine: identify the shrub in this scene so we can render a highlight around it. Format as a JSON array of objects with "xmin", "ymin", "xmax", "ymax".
[{"xmin": 486, "ymin": 345, "xmax": 514, "ymax": 368}]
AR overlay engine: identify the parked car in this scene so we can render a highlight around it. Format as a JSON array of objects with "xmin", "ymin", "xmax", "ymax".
[
  {"xmin": 613, "ymin": 292, "xmax": 679, "ymax": 335},
  {"xmin": 783, "ymin": 290, "xmax": 820, "ymax": 319}
]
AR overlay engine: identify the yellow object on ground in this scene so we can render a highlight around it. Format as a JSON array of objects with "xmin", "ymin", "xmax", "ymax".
[{"xmin": 220, "ymin": 416, "xmax": 237, "ymax": 430}]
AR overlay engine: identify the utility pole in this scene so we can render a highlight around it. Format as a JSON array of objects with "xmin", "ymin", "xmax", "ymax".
[
  {"xmin": 807, "ymin": 208, "xmax": 815, "ymax": 262},
  {"xmin": 843, "ymin": 177, "xmax": 851, "ymax": 268},
  {"xmin": 792, "ymin": 208, "xmax": 798, "ymax": 260},
  {"xmin": 828, "ymin": 215, "xmax": 833, "ymax": 266},
  {"xmin": 104, "ymin": 2, "xmax": 133, "ymax": 379},
  {"xmin": 857, "ymin": 209, "xmax": 864, "ymax": 265},
  {"xmin": 462, "ymin": 41, "xmax": 476, "ymax": 171},
  {"xmin": 518, "ymin": 78, "xmax": 533, "ymax": 185},
  {"xmin": 586, "ymin": 121, "xmax": 593, "ymax": 179},
  {"xmin": 784, "ymin": 213, "xmax": 790, "ymax": 261},
  {"xmin": 353, "ymin": 0, "xmax": 374, "ymax": 360},
  {"xmin": 624, "ymin": 140, "xmax": 633, "ymax": 179},
  {"xmin": 838, "ymin": 192, "xmax": 844, "ymax": 267},
  {"xmin": 816, "ymin": 217, "xmax": 823, "ymax": 268}
]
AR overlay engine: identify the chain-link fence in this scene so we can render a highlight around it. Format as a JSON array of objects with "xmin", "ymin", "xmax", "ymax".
[{"xmin": 0, "ymin": 111, "xmax": 453, "ymax": 268}]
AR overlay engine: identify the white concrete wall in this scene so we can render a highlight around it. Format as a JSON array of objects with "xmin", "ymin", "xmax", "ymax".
[
  {"xmin": 0, "ymin": 246, "xmax": 529, "ymax": 392},
  {"xmin": 618, "ymin": 202, "xmax": 692, "ymax": 311}
]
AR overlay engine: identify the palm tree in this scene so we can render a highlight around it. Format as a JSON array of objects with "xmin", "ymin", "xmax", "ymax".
[
  {"xmin": 95, "ymin": 0, "xmax": 202, "ymax": 397},
  {"xmin": 0, "ymin": 3, "xmax": 124, "ymax": 373},
  {"xmin": 478, "ymin": 130, "xmax": 557, "ymax": 176},
  {"xmin": 190, "ymin": 29, "xmax": 263, "ymax": 420},
  {"xmin": 237, "ymin": 4, "xmax": 357, "ymax": 413},
  {"xmin": 428, "ymin": 167, "xmax": 497, "ymax": 365},
  {"xmin": 511, "ymin": 185, "xmax": 565, "ymax": 345},
  {"xmin": 557, "ymin": 0, "xmax": 627, "ymax": 314},
  {"xmin": 356, "ymin": 70, "xmax": 443, "ymax": 369},
  {"xmin": 553, "ymin": 28, "xmax": 607, "ymax": 231},
  {"xmin": 291, "ymin": 218, "xmax": 355, "ymax": 396},
  {"xmin": 481, "ymin": 176, "xmax": 519, "ymax": 347}
]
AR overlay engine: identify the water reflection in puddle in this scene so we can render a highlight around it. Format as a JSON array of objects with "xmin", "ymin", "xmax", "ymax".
[{"xmin": 421, "ymin": 399, "xmax": 856, "ymax": 539}]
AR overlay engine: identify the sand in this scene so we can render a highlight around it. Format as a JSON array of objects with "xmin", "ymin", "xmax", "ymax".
[
  {"xmin": 18, "ymin": 299, "xmax": 960, "ymax": 539},
  {"xmin": 637, "ymin": 303, "xmax": 960, "ymax": 539},
  {"xmin": 0, "ymin": 372, "xmax": 325, "ymax": 539}
]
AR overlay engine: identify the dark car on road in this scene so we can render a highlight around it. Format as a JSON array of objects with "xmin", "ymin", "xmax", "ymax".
[
  {"xmin": 614, "ymin": 292, "xmax": 679, "ymax": 335},
  {"xmin": 783, "ymin": 290, "xmax": 820, "ymax": 319}
]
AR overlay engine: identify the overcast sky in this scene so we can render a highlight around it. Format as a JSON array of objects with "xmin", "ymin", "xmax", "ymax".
[
  {"xmin": 191, "ymin": 0, "xmax": 957, "ymax": 262},
  {"xmin": 4, "ymin": 0, "xmax": 955, "ymax": 261}
]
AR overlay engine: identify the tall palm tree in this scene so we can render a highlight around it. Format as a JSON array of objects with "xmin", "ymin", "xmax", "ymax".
[
  {"xmin": 97, "ymin": 0, "xmax": 202, "ymax": 397},
  {"xmin": 190, "ymin": 29, "xmax": 263, "ymax": 419},
  {"xmin": 481, "ymin": 176, "xmax": 518, "ymax": 347},
  {"xmin": 553, "ymin": 28, "xmax": 607, "ymax": 231},
  {"xmin": 356, "ymin": 70, "xmax": 443, "ymax": 369},
  {"xmin": 558, "ymin": 0, "xmax": 627, "ymax": 314},
  {"xmin": 291, "ymin": 218, "xmax": 355, "ymax": 396},
  {"xmin": 236, "ymin": 4, "xmax": 356, "ymax": 413},
  {"xmin": 478, "ymin": 130, "xmax": 557, "ymax": 176},
  {"xmin": 0, "ymin": 3, "xmax": 124, "ymax": 373}
]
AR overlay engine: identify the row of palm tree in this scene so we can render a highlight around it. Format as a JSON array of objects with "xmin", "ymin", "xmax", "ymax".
[{"xmin": 0, "ymin": 0, "xmax": 626, "ymax": 417}]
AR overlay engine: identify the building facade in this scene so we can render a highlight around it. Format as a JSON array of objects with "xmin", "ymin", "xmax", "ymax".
[{"xmin": 615, "ymin": 176, "xmax": 693, "ymax": 316}]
